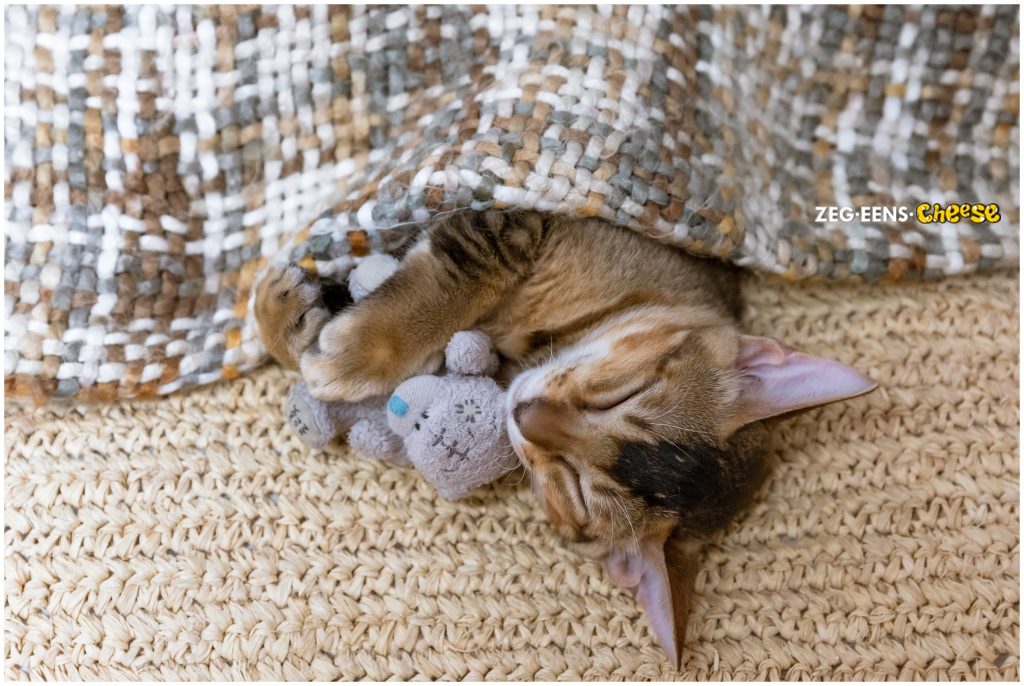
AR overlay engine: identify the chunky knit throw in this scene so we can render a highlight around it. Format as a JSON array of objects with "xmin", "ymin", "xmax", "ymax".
[{"xmin": 4, "ymin": 5, "xmax": 1019, "ymax": 402}]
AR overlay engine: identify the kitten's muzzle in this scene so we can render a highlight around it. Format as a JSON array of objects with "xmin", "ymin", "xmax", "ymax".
[
  {"xmin": 512, "ymin": 398, "xmax": 576, "ymax": 451},
  {"xmin": 536, "ymin": 457, "xmax": 592, "ymax": 541},
  {"xmin": 509, "ymin": 393, "xmax": 605, "ymax": 543}
]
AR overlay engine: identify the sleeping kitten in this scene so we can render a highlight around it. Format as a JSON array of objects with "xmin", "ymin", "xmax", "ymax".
[{"xmin": 255, "ymin": 211, "xmax": 876, "ymax": 665}]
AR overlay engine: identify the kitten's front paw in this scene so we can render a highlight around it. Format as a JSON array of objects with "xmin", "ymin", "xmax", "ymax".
[
  {"xmin": 255, "ymin": 263, "xmax": 332, "ymax": 369},
  {"xmin": 300, "ymin": 311, "xmax": 401, "ymax": 402}
]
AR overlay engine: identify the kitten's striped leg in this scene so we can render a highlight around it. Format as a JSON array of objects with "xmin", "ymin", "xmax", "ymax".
[{"xmin": 301, "ymin": 211, "xmax": 546, "ymax": 402}]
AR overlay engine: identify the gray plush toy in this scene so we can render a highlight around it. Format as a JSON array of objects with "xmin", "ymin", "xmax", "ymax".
[
  {"xmin": 282, "ymin": 256, "xmax": 515, "ymax": 499},
  {"xmin": 385, "ymin": 330, "xmax": 516, "ymax": 500}
]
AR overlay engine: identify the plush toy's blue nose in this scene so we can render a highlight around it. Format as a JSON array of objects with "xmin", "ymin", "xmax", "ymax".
[{"xmin": 388, "ymin": 395, "xmax": 409, "ymax": 417}]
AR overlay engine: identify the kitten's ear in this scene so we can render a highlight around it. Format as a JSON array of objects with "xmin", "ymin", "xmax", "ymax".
[
  {"xmin": 606, "ymin": 533, "xmax": 700, "ymax": 668},
  {"xmin": 725, "ymin": 335, "xmax": 877, "ymax": 435}
]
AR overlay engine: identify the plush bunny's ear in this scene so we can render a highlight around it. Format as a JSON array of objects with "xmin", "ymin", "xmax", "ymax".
[
  {"xmin": 723, "ymin": 335, "xmax": 877, "ymax": 436},
  {"xmin": 606, "ymin": 533, "xmax": 701, "ymax": 668}
]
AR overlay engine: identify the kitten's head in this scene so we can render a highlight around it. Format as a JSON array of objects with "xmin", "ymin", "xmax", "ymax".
[{"xmin": 506, "ymin": 306, "xmax": 876, "ymax": 665}]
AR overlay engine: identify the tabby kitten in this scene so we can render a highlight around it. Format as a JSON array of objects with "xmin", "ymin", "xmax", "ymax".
[{"xmin": 255, "ymin": 211, "xmax": 875, "ymax": 665}]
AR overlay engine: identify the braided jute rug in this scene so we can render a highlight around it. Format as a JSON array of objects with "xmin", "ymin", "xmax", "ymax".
[
  {"xmin": 5, "ymin": 270, "xmax": 1018, "ymax": 680},
  {"xmin": 4, "ymin": 4, "xmax": 1020, "ymax": 404}
]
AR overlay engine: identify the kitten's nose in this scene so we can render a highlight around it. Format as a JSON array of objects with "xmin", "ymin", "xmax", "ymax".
[
  {"xmin": 513, "ymin": 398, "xmax": 574, "ymax": 450},
  {"xmin": 512, "ymin": 399, "xmax": 534, "ymax": 425}
]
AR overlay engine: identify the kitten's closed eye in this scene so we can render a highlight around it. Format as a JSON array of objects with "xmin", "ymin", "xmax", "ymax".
[{"xmin": 579, "ymin": 380, "xmax": 655, "ymax": 411}]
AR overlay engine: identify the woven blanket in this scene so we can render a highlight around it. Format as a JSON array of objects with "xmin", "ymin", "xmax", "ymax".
[{"xmin": 4, "ymin": 5, "xmax": 1020, "ymax": 403}]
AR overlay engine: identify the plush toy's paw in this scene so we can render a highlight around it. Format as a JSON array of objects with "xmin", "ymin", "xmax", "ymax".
[{"xmin": 284, "ymin": 382, "xmax": 336, "ymax": 449}]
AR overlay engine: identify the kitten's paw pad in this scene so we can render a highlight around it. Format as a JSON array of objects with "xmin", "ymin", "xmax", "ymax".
[
  {"xmin": 255, "ymin": 263, "xmax": 332, "ymax": 367},
  {"xmin": 257, "ymin": 264, "xmax": 321, "ymax": 312}
]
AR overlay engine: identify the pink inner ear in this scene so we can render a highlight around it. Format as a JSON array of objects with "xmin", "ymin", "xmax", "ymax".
[
  {"xmin": 736, "ymin": 336, "xmax": 877, "ymax": 425},
  {"xmin": 606, "ymin": 540, "xmax": 678, "ymax": 666},
  {"xmin": 735, "ymin": 336, "xmax": 793, "ymax": 368}
]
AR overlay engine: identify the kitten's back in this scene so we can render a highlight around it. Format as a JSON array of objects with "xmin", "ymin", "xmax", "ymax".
[{"xmin": 480, "ymin": 217, "xmax": 742, "ymax": 363}]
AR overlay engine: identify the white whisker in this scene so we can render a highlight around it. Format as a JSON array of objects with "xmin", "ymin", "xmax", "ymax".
[{"xmin": 610, "ymin": 492, "xmax": 639, "ymax": 554}]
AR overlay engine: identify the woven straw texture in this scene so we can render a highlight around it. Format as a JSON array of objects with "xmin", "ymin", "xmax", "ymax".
[
  {"xmin": 4, "ymin": 4, "xmax": 1020, "ymax": 404},
  {"xmin": 5, "ymin": 269, "xmax": 1019, "ymax": 680}
]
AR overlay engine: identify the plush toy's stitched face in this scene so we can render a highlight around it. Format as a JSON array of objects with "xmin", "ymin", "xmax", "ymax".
[
  {"xmin": 388, "ymin": 377, "xmax": 507, "ymax": 453},
  {"xmin": 387, "ymin": 376, "xmax": 513, "ymax": 499}
]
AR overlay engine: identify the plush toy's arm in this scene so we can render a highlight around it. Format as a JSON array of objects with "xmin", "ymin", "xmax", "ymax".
[
  {"xmin": 349, "ymin": 418, "xmax": 410, "ymax": 465},
  {"xmin": 348, "ymin": 254, "xmax": 400, "ymax": 302},
  {"xmin": 285, "ymin": 382, "xmax": 408, "ymax": 464},
  {"xmin": 285, "ymin": 382, "xmax": 350, "ymax": 449}
]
